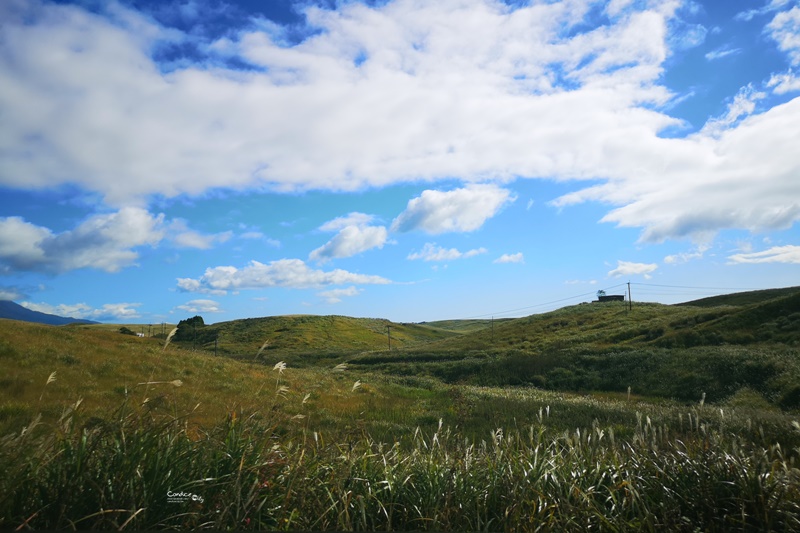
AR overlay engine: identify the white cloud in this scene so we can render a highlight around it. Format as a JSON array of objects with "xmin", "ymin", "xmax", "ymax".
[
  {"xmin": 0, "ymin": 0, "xmax": 675, "ymax": 203},
  {"xmin": 407, "ymin": 242, "xmax": 487, "ymax": 261},
  {"xmin": 700, "ymin": 84, "xmax": 766, "ymax": 137},
  {"xmin": 493, "ymin": 252, "xmax": 524, "ymax": 264},
  {"xmin": 318, "ymin": 286, "xmax": 361, "ymax": 304},
  {"xmin": 664, "ymin": 244, "xmax": 709, "ymax": 264},
  {"xmin": 552, "ymin": 94, "xmax": 800, "ymax": 242},
  {"xmin": 319, "ymin": 213, "xmax": 377, "ymax": 232},
  {"xmin": 392, "ymin": 185, "xmax": 514, "ymax": 234},
  {"xmin": 704, "ymin": 47, "xmax": 741, "ymax": 61},
  {"xmin": 310, "ymin": 212, "xmax": 388, "ymax": 262},
  {"xmin": 175, "ymin": 299, "xmax": 223, "ymax": 313},
  {"xmin": 766, "ymin": 5, "xmax": 800, "ymax": 65},
  {"xmin": 0, "ymin": 208, "xmax": 164, "ymax": 273},
  {"xmin": 177, "ymin": 258, "xmax": 391, "ymax": 293},
  {"xmin": 21, "ymin": 301, "xmax": 142, "ymax": 321},
  {"xmin": 767, "ymin": 70, "xmax": 800, "ymax": 93},
  {"xmin": 606, "ymin": 0, "xmax": 635, "ymax": 18},
  {"xmin": 0, "ymin": 207, "xmax": 227, "ymax": 273},
  {"xmin": 310, "ymin": 225, "xmax": 388, "ymax": 262},
  {"xmin": 0, "ymin": 0, "xmax": 798, "ymax": 246},
  {"xmin": 170, "ymin": 219, "xmax": 232, "ymax": 249},
  {"xmin": 607, "ymin": 260, "xmax": 658, "ymax": 278},
  {"xmin": 727, "ymin": 244, "xmax": 800, "ymax": 264},
  {"xmin": 736, "ymin": 0, "xmax": 791, "ymax": 21}
]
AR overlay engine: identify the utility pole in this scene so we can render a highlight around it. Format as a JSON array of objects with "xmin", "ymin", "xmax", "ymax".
[
  {"xmin": 628, "ymin": 281, "xmax": 632, "ymax": 311},
  {"xmin": 214, "ymin": 334, "xmax": 218, "ymax": 357},
  {"xmin": 386, "ymin": 325, "xmax": 392, "ymax": 351},
  {"xmin": 491, "ymin": 316, "xmax": 494, "ymax": 343}
]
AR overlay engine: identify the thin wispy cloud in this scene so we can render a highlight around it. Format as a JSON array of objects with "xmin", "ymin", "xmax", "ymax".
[
  {"xmin": 728, "ymin": 245, "xmax": 800, "ymax": 264},
  {"xmin": 407, "ymin": 243, "xmax": 487, "ymax": 262}
]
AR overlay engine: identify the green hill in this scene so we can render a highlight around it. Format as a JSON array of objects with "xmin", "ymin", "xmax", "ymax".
[
  {"xmin": 348, "ymin": 292, "xmax": 800, "ymax": 407},
  {"xmin": 678, "ymin": 285, "xmax": 800, "ymax": 307},
  {"xmin": 165, "ymin": 314, "xmax": 462, "ymax": 363}
]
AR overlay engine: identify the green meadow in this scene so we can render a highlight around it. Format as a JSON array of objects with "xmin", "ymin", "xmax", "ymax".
[{"xmin": 1, "ymin": 288, "xmax": 799, "ymax": 530}]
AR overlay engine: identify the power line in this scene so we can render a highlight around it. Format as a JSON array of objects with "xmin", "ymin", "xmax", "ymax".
[{"xmin": 463, "ymin": 283, "xmax": 627, "ymax": 319}]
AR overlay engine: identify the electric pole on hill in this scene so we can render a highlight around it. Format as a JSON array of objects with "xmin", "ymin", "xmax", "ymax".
[
  {"xmin": 387, "ymin": 325, "xmax": 392, "ymax": 351},
  {"xmin": 628, "ymin": 281, "xmax": 632, "ymax": 311}
]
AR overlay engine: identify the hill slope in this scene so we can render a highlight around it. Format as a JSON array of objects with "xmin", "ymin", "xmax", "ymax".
[
  {"xmin": 347, "ymin": 291, "xmax": 800, "ymax": 406},
  {"xmin": 170, "ymin": 314, "xmax": 462, "ymax": 361},
  {"xmin": 0, "ymin": 301, "xmax": 98, "ymax": 326},
  {"xmin": 678, "ymin": 286, "xmax": 800, "ymax": 307}
]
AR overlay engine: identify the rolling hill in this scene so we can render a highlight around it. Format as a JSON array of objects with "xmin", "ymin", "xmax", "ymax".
[{"xmin": 164, "ymin": 314, "xmax": 463, "ymax": 362}]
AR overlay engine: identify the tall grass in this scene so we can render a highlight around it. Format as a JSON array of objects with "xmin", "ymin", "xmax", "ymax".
[{"xmin": 2, "ymin": 395, "xmax": 799, "ymax": 531}]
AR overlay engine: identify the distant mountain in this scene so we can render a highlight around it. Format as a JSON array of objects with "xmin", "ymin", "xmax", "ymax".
[{"xmin": 0, "ymin": 301, "xmax": 99, "ymax": 326}]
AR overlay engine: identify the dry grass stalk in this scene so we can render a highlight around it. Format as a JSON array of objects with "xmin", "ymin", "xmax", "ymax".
[
  {"xmin": 163, "ymin": 328, "xmax": 178, "ymax": 351},
  {"xmin": 38, "ymin": 371, "xmax": 57, "ymax": 401},
  {"xmin": 255, "ymin": 340, "xmax": 271, "ymax": 360}
]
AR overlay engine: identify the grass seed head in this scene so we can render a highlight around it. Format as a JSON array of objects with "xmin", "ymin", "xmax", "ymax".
[{"xmin": 163, "ymin": 328, "xmax": 178, "ymax": 351}]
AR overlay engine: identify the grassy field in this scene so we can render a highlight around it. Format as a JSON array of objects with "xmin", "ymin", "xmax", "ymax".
[{"xmin": 1, "ymin": 287, "xmax": 800, "ymax": 530}]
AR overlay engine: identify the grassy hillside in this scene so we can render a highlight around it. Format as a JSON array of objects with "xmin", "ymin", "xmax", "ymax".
[
  {"xmin": 418, "ymin": 318, "xmax": 513, "ymax": 333},
  {"xmin": 2, "ymin": 293, "xmax": 800, "ymax": 530},
  {"xmin": 349, "ymin": 294, "xmax": 800, "ymax": 407},
  {"xmin": 161, "ymin": 315, "xmax": 461, "ymax": 362},
  {"xmin": 678, "ymin": 285, "xmax": 800, "ymax": 307}
]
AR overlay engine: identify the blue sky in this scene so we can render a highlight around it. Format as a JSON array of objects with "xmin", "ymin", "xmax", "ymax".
[{"xmin": 0, "ymin": 0, "xmax": 799, "ymax": 324}]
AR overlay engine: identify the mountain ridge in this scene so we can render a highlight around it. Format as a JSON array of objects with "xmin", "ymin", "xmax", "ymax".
[{"xmin": 0, "ymin": 300, "xmax": 99, "ymax": 326}]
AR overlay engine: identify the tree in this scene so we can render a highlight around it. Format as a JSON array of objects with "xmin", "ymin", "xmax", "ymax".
[{"xmin": 174, "ymin": 316, "xmax": 205, "ymax": 342}]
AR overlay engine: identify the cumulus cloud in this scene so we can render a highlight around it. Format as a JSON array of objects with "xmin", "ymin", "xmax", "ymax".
[
  {"xmin": 0, "ymin": 207, "xmax": 228, "ymax": 274},
  {"xmin": 493, "ymin": 252, "xmax": 525, "ymax": 264},
  {"xmin": 310, "ymin": 212, "xmax": 388, "ymax": 263},
  {"xmin": 177, "ymin": 258, "xmax": 391, "ymax": 293},
  {"xmin": 407, "ymin": 243, "xmax": 487, "ymax": 261},
  {"xmin": 392, "ymin": 185, "xmax": 514, "ymax": 234},
  {"xmin": 1, "ymin": 0, "xmax": 799, "ymax": 244},
  {"xmin": 318, "ymin": 286, "xmax": 361, "ymax": 304},
  {"xmin": 607, "ymin": 260, "xmax": 658, "ymax": 278},
  {"xmin": 21, "ymin": 301, "xmax": 141, "ymax": 321},
  {"xmin": 552, "ymin": 95, "xmax": 800, "ymax": 242},
  {"xmin": 175, "ymin": 299, "xmax": 223, "ymax": 313},
  {"xmin": 727, "ymin": 244, "xmax": 800, "ymax": 264},
  {"xmin": 0, "ymin": 208, "xmax": 164, "ymax": 273},
  {"xmin": 0, "ymin": 0, "xmax": 675, "ymax": 203}
]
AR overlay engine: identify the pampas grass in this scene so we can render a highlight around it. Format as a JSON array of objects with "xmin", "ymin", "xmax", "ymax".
[
  {"xmin": 255, "ymin": 340, "xmax": 270, "ymax": 360},
  {"xmin": 163, "ymin": 327, "xmax": 178, "ymax": 351},
  {"xmin": 38, "ymin": 371, "xmax": 56, "ymax": 402}
]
